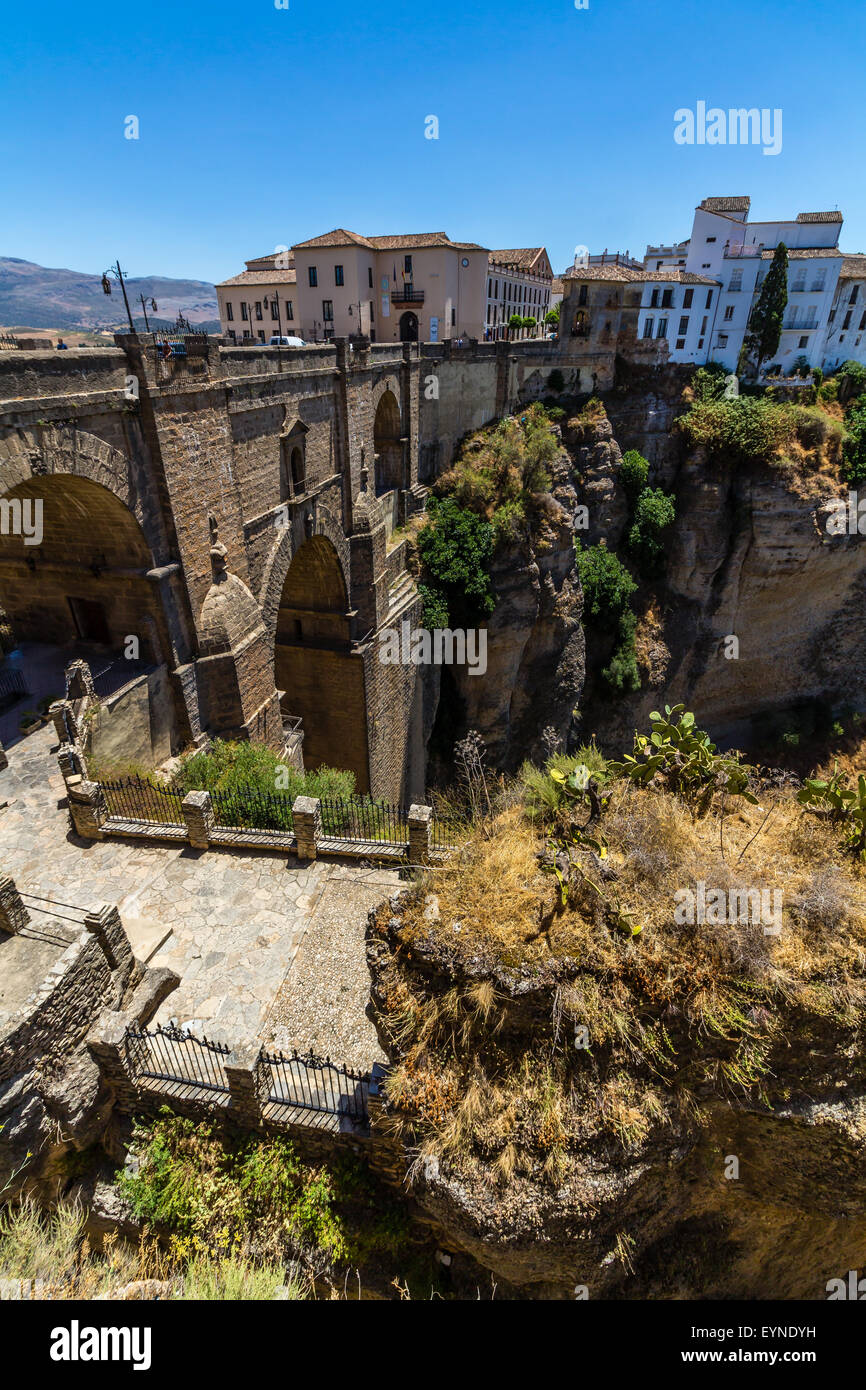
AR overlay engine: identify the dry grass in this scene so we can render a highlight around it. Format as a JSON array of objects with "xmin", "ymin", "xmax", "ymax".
[{"xmin": 375, "ymin": 778, "xmax": 866, "ymax": 1182}]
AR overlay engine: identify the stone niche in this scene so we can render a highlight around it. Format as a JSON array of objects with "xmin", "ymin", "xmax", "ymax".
[{"xmin": 195, "ymin": 520, "xmax": 283, "ymax": 748}]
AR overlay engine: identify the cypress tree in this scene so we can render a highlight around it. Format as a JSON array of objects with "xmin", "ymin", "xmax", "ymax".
[{"xmin": 743, "ymin": 242, "xmax": 788, "ymax": 375}]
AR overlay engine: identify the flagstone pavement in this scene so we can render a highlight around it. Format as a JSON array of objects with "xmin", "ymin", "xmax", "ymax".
[{"xmin": 0, "ymin": 725, "xmax": 397, "ymax": 1064}]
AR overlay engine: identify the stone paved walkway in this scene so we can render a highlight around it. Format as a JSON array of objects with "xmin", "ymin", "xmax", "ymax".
[{"xmin": 0, "ymin": 725, "xmax": 395, "ymax": 1058}]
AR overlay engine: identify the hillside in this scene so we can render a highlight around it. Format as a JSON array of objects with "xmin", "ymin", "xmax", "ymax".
[{"xmin": 0, "ymin": 256, "xmax": 219, "ymax": 332}]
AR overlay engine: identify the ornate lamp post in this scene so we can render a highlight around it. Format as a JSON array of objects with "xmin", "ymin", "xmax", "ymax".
[{"xmin": 101, "ymin": 261, "xmax": 136, "ymax": 333}]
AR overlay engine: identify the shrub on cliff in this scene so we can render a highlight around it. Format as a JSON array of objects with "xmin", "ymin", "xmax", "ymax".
[
  {"xmin": 689, "ymin": 362, "xmax": 728, "ymax": 403},
  {"xmin": 417, "ymin": 495, "xmax": 495, "ymax": 626},
  {"xmin": 842, "ymin": 397, "xmax": 866, "ymax": 484},
  {"xmin": 619, "ymin": 449, "xmax": 649, "ymax": 504},
  {"xmin": 677, "ymin": 396, "xmax": 793, "ymax": 464},
  {"xmin": 602, "ymin": 609, "xmax": 641, "ymax": 692},
  {"xmin": 626, "ymin": 487, "xmax": 676, "ymax": 577},
  {"xmin": 176, "ymin": 739, "xmax": 354, "ymax": 805},
  {"xmin": 575, "ymin": 543, "xmax": 636, "ymax": 624}
]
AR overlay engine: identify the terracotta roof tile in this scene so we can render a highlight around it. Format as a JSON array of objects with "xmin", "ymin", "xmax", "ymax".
[
  {"xmin": 699, "ymin": 197, "xmax": 751, "ymax": 213},
  {"xmin": 488, "ymin": 248, "xmax": 549, "ymax": 272},
  {"xmin": 214, "ymin": 269, "xmax": 297, "ymax": 287},
  {"xmin": 563, "ymin": 265, "xmax": 717, "ymax": 286},
  {"xmin": 759, "ymin": 247, "xmax": 841, "ymax": 260},
  {"xmin": 796, "ymin": 211, "xmax": 843, "ymax": 223},
  {"xmin": 840, "ymin": 254, "xmax": 866, "ymax": 279}
]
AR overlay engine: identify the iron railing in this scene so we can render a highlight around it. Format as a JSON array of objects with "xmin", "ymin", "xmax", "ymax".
[
  {"xmin": 319, "ymin": 796, "xmax": 409, "ymax": 843},
  {"xmin": 210, "ymin": 784, "xmax": 294, "ymax": 833},
  {"xmin": 101, "ymin": 775, "xmax": 186, "ymax": 826},
  {"xmin": 0, "ymin": 667, "xmax": 27, "ymax": 705},
  {"xmin": 391, "ymin": 287, "xmax": 425, "ymax": 303},
  {"xmin": 124, "ymin": 1023, "xmax": 231, "ymax": 1096},
  {"xmin": 91, "ymin": 658, "xmax": 154, "ymax": 699},
  {"xmin": 258, "ymin": 1048, "xmax": 370, "ymax": 1126},
  {"xmin": 431, "ymin": 814, "xmax": 467, "ymax": 852}
]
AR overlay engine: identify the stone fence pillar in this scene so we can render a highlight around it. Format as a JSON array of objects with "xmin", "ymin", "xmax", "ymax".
[
  {"xmin": 66, "ymin": 776, "xmax": 107, "ymax": 839},
  {"xmin": 408, "ymin": 804, "xmax": 433, "ymax": 864},
  {"xmin": 87, "ymin": 1009, "xmax": 139, "ymax": 1112},
  {"xmin": 0, "ymin": 875, "xmax": 30, "ymax": 935},
  {"xmin": 84, "ymin": 903, "xmax": 134, "ymax": 975},
  {"xmin": 225, "ymin": 1041, "xmax": 265, "ymax": 1128},
  {"xmin": 182, "ymin": 790, "xmax": 214, "ymax": 849},
  {"xmin": 49, "ymin": 699, "xmax": 76, "ymax": 745},
  {"xmin": 292, "ymin": 796, "xmax": 321, "ymax": 860}
]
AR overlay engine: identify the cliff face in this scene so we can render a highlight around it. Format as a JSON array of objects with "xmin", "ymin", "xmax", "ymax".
[
  {"xmin": 569, "ymin": 381, "xmax": 866, "ymax": 749},
  {"xmin": 429, "ymin": 446, "xmax": 585, "ymax": 774}
]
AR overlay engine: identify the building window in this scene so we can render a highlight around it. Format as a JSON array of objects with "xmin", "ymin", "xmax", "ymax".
[
  {"xmin": 661, "ymin": 288, "xmax": 673, "ymax": 308},
  {"xmin": 829, "ymin": 310, "xmax": 836, "ymax": 323},
  {"xmin": 650, "ymin": 288, "xmax": 660, "ymax": 308},
  {"xmin": 683, "ymin": 288, "xmax": 694, "ymax": 308},
  {"xmin": 271, "ymin": 302, "xmax": 279, "ymax": 321},
  {"xmin": 578, "ymin": 284, "xmax": 587, "ymax": 306},
  {"xmin": 851, "ymin": 286, "xmax": 860, "ymax": 304},
  {"xmin": 257, "ymin": 329, "xmax": 265, "ymax": 342},
  {"xmin": 335, "ymin": 265, "xmax": 344, "ymax": 286},
  {"xmin": 451, "ymin": 308, "xmax": 456, "ymax": 326},
  {"xmin": 656, "ymin": 318, "xmax": 668, "ymax": 338},
  {"xmin": 791, "ymin": 275, "xmax": 806, "ymax": 293},
  {"xmin": 678, "ymin": 315, "xmax": 689, "ymax": 334},
  {"xmin": 798, "ymin": 336, "xmax": 809, "ymax": 348},
  {"xmin": 285, "ymin": 301, "xmax": 294, "ymax": 321},
  {"xmin": 241, "ymin": 302, "xmax": 249, "ymax": 321},
  {"xmin": 643, "ymin": 318, "xmax": 654, "ymax": 338},
  {"xmin": 728, "ymin": 270, "xmax": 742, "ymax": 292},
  {"xmin": 228, "ymin": 328, "xmax": 236, "ymax": 342},
  {"xmin": 368, "ymin": 267, "xmax": 373, "ymax": 289},
  {"xmin": 706, "ymin": 290, "xmax": 713, "ymax": 309},
  {"xmin": 308, "ymin": 266, "xmax": 317, "ymax": 287},
  {"xmin": 860, "ymin": 312, "xmax": 866, "ymax": 331},
  {"xmin": 811, "ymin": 271, "xmax": 826, "ymax": 292},
  {"xmin": 700, "ymin": 316, "xmax": 708, "ymax": 334},
  {"xmin": 676, "ymin": 338, "xmax": 686, "ymax": 350},
  {"xmin": 369, "ymin": 300, "xmax": 374, "ymax": 322},
  {"xmin": 697, "ymin": 337, "xmax": 704, "ymax": 349},
  {"xmin": 843, "ymin": 311, "xmax": 853, "ymax": 329},
  {"xmin": 404, "ymin": 255, "xmax": 413, "ymax": 275},
  {"xmin": 706, "ymin": 236, "xmax": 716, "ymax": 243},
  {"xmin": 723, "ymin": 305, "xmax": 734, "ymax": 322},
  {"xmin": 255, "ymin": 302, "xmax": 263, "ymax": 320},
  {"xmin": 322, "ymin": 300, "xmax": 334, "ymax": 322},
  {"xmin": 226, "ymin": 302, "xmax": 234, "ymax": 321},
  {"xmin": 717, "ymin": 333, "xmax": 729, "ymax": 348}
]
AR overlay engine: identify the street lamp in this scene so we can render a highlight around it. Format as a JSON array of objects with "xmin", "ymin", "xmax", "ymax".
[
  {"xmin": 101, "ymin": 261, "xmax": 136, "ymax": 333},
  {"xmin": 138, "ymin": 295, "xmax": 158, "ymax": 332}
]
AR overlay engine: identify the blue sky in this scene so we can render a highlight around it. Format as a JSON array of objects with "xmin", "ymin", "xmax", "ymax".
[{"xmin": 2, "ymin": 0, "xmax": 864, "ymax": 283}]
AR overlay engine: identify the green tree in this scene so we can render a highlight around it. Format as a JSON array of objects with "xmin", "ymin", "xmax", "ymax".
[
  {"xmin": 417, "ymin": 495, "xmax": 495, "ymax": 625},
  {"xmin": 544, "ymin": 303, "xmax": 560, "ymax": 328},
  {"xmin": 743, "ymin": 242, "xmax": 788, "ymax": 376},
  {"xmin": 575, "ymin": 543, "xmax": 637, "ymax": 624},
  {"xmin": 620, "ymin": 449, "xmax": 649, "ymax": 505},
  {"xmin": 627, "ymin": 487, "xmax": 676, "ymax": 577}
]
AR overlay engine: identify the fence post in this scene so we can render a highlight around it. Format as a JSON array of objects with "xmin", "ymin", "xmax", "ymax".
[
  {"xmin": 0, "ymin": 875, "xmax": 30, "ymax": 935},
  {"xmin": 408, "ymin": 804, "xmax": 433, "ymax": 864},
  {"xmin": 225, "ymin": 1041, "xmax": 264, "ymax": 1127},
  {"xmin": 182, "ymin": 790, "xmax": 214, "ymax": 849},
  {"xmin": 66, "ymin": 776, "xmax": 107, "ymax": 839},
  {"xmin": 292, "ymin": 796, "xmax": 321, "ymax": 860},
  {"xmin": 49, "ymin": 699, "xmax": 76, "ymax": 745},
  {"xmin": 87, "ymin": 1009, "xmax": 139, "ymax": 1112},
  {"xmin": 84, "ymin": 903, "xmax": 134, "ymax": 975}
]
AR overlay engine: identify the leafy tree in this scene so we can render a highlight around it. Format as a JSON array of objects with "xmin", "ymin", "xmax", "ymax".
[
  {"xmin": 627, "ymin": 487, "xmax": 676, "ymax": 576},
  {"xmin": 544, "ymin": 304, "xmax": 560, "ymax": 327},
  {"xmin": 842, "ymin": 397, "xmax": 866, "ymax": 484},
  {"xmin": 620, "ymin": 449, "xmax": 649, "ymax": 504},
  {"xmin": 837, "ymin": 359, "xmax": 866, "ymax": 404},
  {"xmin": 743, "ymin": 242, "xmax": 788, "ymax": 375},
  {"xmin": 690, "ymin": 362, "xmax": 728, "ymax": 403},
  {"xmin": 602, "ymin": 610, "xmax": 641, "ymax": 693},
  {"xmin": 576, "ymin": 543, "xmax": 636, "ymax": 624},
  {"xmin": 417, "ymin": 495, "xmax": 495, "ymax": 625}
]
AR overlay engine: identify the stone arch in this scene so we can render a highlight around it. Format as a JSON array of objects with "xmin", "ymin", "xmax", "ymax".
[
  {"xmin": 373, "ymin": 388, "xmax": 403, "ymax": 496},
  {"xmin": 0, "ymin": 470, "xmax": 167, "ymax": 662},
  {"xmin": 399, "ymin": 311, "xmax": 418, "ymax": 342},
  {"xmin": 273, "ymin": 533, "xmax": 369, "ymax": 790},
  {"xmin": 0, "ymin": 425, "xmax": 167, "ymax": 564},
  {"xmin": 258, "ymin": 501, "xmax": 352, "ymax": 639}
]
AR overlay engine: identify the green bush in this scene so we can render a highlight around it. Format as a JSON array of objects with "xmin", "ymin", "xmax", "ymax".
[
  {"xmin": 842, "ymin": 398, "xmax": 866, "ymax": 484},
  {"xmin": 620, "ymin": 449, "xmax": 650, "ymax": 504},
  {"xmin": 575, "ymin": 543, "xmax": 636, "ymax": 624},
  {"xmin": 690, "ymin": 362, "xmax": 728, "ymax": 403},
  {"xmin": 837, "ymin": 359, "xmax": 866, "ymax": 404},
  {"xmin": 176, "ymin": 739, "xmax": 354, "ymax": 806},
  {"xmin": 520, "ymin": 741, "xmax": 610, "ymax": 820},
  {"xmin": 627, "ymin": 487, "xmax": 676, "ymax": 576},
  {"xmin": 602, "ymin": 609, "xmax": 641, "ymax": 693},
  {"xmin": 417, "ymin": 495, "xmax": 495, "ymax": 626},
  {"xmin": 417, "ymin": 583, "xmax": 450, "ymax": 630},
  {"xmin": 677, "ymin": 396, "xmax": 794, "ymax": 464}
]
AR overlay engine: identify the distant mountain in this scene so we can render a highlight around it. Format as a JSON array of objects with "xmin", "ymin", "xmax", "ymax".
[{"xmin": 0, "ymin": 257, "xmax": 220, "ymax": 332}]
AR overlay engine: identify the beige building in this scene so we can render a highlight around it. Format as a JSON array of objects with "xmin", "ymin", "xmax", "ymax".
[
  {"xmin": 485, "ymin": 247, "xmax": 554, "ymax": 339},
  {"xmin": 215, "ymin": 253, "xmax": 299, "ymax": 343},
  {"xmin": 217, "ymin": 231, "xmax": 490, "ymax": 345}
]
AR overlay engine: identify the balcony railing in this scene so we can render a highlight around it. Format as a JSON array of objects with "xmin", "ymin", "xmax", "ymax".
[
  {"xmin": 783, "ymin": 319, "xmax": 818, "ymax": 331},
  {"xmin": 723, "ymin": 242, "xmax": 764, "ymax": 258},
  {"xmin": 391, "ymin": 287, "xmax": 425, "ymax": 304}
]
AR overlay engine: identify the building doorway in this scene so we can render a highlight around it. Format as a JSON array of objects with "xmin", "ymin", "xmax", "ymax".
[
  {"xmin": 67, "ymin": 596, "xmax": 111, "ymax": 644},
  {"xmin": 398, "ymin": 311, "xmax": 419, "ymax": 342}
]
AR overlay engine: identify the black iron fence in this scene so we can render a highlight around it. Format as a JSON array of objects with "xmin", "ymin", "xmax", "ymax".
[
  {"xmin": 0, "ymin": 667, "xmax": 27, "ymax": 706},
  {"xmin": 91, "ymin": 658, "xmax": 154, "ymax": 700},
  {"xmin": 258, "ymin": 1048, "xmax": 370, "ymax": 1126},
  {"xmin": 319, "ymin": 796, "xmax": 408, "ymax": 843},
  {"xmin": 211, "ymin": 784, "xmax": 294, "ymax": 833},
  {"xmin": 431, "ymin": 814, "xmax": 467, "ymax": 851},
  {"xmin": 101, "ymin": 775, "xmax": 186, "ymax": 826},
  {"xmin": 124, "ymin": 1023, "xmax": 231, "ymax": 1097}
]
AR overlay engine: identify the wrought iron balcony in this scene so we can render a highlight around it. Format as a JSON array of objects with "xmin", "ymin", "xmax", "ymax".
[{"xmin": 391, "ymin": 287, "xmax": 425, "ymax": 304}]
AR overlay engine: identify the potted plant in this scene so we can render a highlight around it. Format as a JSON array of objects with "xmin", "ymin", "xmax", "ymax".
[{"xmin": 18, "ymin": 709, "xmax": 42, "ymax": 736}]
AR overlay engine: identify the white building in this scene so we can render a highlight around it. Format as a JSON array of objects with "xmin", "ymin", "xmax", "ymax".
[
  {"xmin": 636, "ymin": 270, "xmax": 721, "ymax": 363},
  {"xmin": 644, "ymin": 197, "xmax": 857, "ymax": 373},
  {"xmin": 485, "ymin": 248, "xmax": 554, "ymax": 339},
  {"xmin": 821, "ymin": 254, "xmax": 866, "ymax": 371},
  {"xmin": 215, "ymin": 253, "xmax": 298, "ymax": 343}
]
